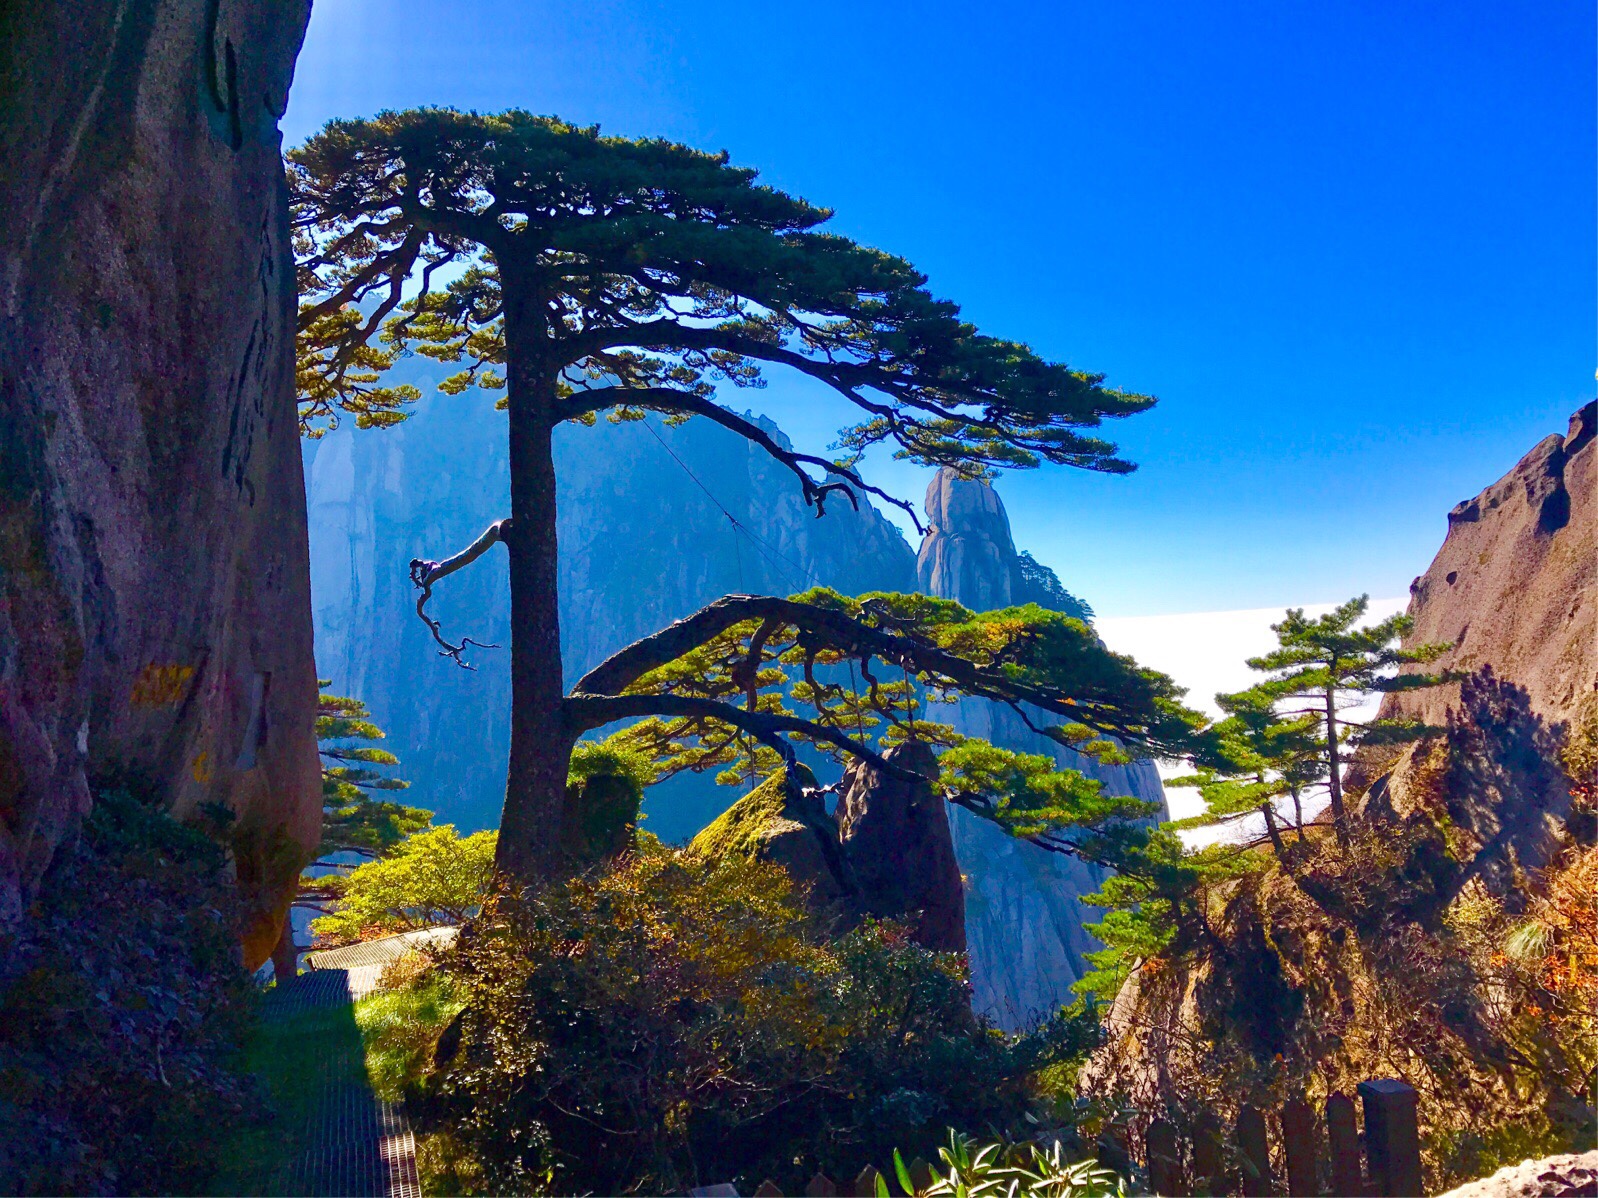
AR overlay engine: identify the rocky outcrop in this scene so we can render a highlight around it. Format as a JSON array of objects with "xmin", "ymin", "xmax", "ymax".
[
  {"xmin": 688, "ymin": 769, "xmax": 854, "ymax": 914},
  {"xmin": 690, "ymin": 750, "xmax": 966, "ymax": 956},
  {"xmin": 837, "ymin": 741, "xmax": 965, "ymax": 952},
  {"xmin": 1394, "ymin": 401, "xmax": 1596, "ymax": 731},
  {"xmin": 918, "ymin": 468, "xmax": 1167, "ymax": 1029},
  {"xmin": 1354, "ymin": 402, "xmax": 1597, "ymax": 890},
  {"xmin": 0, "ymin": 0, "xmax": 320, "ymax": 964},
  {"xmin": 1435, "ymin": 1151, "xmax": 1598, "ymax": 1198}
]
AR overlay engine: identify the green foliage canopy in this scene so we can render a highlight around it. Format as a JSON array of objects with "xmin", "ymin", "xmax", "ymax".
[
  {"xmin": 290, "ymin": 108, "xmax": 1156, "ymax": 508},
  {"xmin": 312, "ymin": 825, "xmax": 498, "ymax": 944}
]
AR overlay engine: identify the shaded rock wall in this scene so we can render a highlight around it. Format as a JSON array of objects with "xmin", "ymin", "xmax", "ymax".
[
  {"xmin": 0, "ymin": 0, "xmax": 319, "ymax": 964},
  {"xmin": 918, "ymin": 468, "xmax": 1168, "ymax": 1029}
]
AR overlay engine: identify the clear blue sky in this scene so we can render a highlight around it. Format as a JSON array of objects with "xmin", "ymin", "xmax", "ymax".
[{"xmin": 285, "ymin": 1, "xmax": 1595, "ymax": 616}]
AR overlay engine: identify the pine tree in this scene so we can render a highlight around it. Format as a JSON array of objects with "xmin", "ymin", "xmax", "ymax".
[
  {"xmin": 291, "ymin": 110, "xmax": 1178, "ymax": 883},
  {"xmin": 274, "ymin": 684, "xmax": 431, "ymax": 977},
  {"xmin": 315, "ymin": 682, "xmax": 431, "ymax": 857},
  {"xmin": 1246, "ymin": 596, "xmax": 1452, "ymax": 846},
  {"xmin": 1167, "ymin": 684, "xmax": 1324, "ymax": 864}
]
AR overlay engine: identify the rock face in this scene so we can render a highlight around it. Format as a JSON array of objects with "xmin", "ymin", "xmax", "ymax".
[
  {"xmin": 918, "ymin": 468, "xmax": 1168, "ymax": 1030},
  {"xmin": 1355, "ymin": 401, "xmax": 1597, "ymax": 888},
  {"xmin": 305, "ymin": 368, "xmax": 917, "ymax": 839},
  {"xmin": 0, "ymin": 0, "xmax": 320, "ymax": 964},
  {"xmin": 690, "ymin": 751, "xmax": 966, "ymax": 956},
  {"xmin": 837, "ymin": 741, "xmax": 965, "ymax": 952},
  {"xmin": 1395, "ymin": 401, "xmax": 1596, "ymax": 730}
]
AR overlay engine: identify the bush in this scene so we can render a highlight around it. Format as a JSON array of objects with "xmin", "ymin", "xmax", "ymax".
[
  {"xmin": 310, "ymin": 824, "xmax": 496, "ymax": 945},
  {"xmin": 414, "ymin": 839, "xmax": 1075, "ymax": 1195},
  {"xmin": 0, "ymin": 789, "xmax": 256, "ymax": 1194}
]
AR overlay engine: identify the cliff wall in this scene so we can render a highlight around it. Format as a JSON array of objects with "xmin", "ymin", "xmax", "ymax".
[
  {"xmin": 305, "ymin": 375, "xmax": 918, "ymax": 839},
  {"xmin": 0, "ymin": 0, "xmax": 319, "ymax": 964},
  {"xmin": 1353, "ymin": 400, "xmax": 1597, "ymax": 888},
  {"xmin": 918, "ymin": 469, "xmax": 1168, "ymax": 1029},
  {"xmin": 1391, "ymin": 401, "xmax": 1595, "ymax": 731}
]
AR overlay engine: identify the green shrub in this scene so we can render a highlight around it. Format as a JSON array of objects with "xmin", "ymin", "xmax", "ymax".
[
  {"xmin": 311, "ymin": 824, "xmax": 496, "ymax": 944},
  {"xmin": 414, "ymin": 839, "xmax": 1081, "ymax": 1195}
]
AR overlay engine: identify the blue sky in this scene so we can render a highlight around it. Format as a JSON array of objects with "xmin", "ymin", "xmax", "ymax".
[{"xmin": 285, "ymin": 1, "xmax": 1595, "ymax": 617}]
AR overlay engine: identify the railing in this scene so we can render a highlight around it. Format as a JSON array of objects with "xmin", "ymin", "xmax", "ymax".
[{"xmin": 688, "ymin": 1077, "xmax": 1423, "ymax": 1197}]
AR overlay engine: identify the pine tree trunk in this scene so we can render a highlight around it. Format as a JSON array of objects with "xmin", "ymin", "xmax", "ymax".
[
  {"xmin": 1261, "ymin": 802, "xmax": 1288, "ymax": 862},
  {"xmin": 495, "ymin": 281, "xmax": 575, "ymax": 884},
  {"xmin": 1324, "ymin": 678, "xmax": 1350, "ymax": 847}
]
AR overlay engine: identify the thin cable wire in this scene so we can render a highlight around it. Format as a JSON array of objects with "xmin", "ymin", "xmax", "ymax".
[{"xmin": 639, "ymin": 417, "xmax": 821, "ymax": 594}]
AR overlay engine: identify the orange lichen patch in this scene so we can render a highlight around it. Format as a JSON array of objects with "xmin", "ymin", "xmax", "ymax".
[{"xmin": 129, "ymin": 663, "xmax": 195, "ymax": 708}]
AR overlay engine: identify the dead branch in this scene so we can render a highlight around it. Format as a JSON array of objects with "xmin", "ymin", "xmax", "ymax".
[{"xmin": 408, "ymin": 518, "xmax": 511, "ymax": 669}]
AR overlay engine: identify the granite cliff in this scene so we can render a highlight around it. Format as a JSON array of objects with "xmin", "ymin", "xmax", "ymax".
[
  {"xmin": 1352, "ymin": 400, "xmax": 1598, "ymax": 887},
  {"xmin": 0, "ymin": 0, "xmax": 319, "ymax": 964},
  {"xmin": 917, "ymin": 469, "xmax": 1168, "ymax": 1029}
]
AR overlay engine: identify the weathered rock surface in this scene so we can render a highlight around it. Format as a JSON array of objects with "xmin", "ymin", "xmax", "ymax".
[
  {"xmin": 918, "ymin": 468, "xmax": 1167, "ymax": 1029},
  {"xmin": 1353, "ymin": 401, "xmax": 1597, "ymax": 889},
  {"xmin": 0, "ymin": 0, "xmax": 319, "ymax": 964},
  {"xmin": 837, "ymin": 740, "xmax": 965, "ymax": 952},
  {"xmin": 1393, "ymin": 401, "xmax": 1596, "ymax": 731},
  {"xmin": 1435, "ymin": 1151, "xmax": 1598, "ymax": 1198},
  {"xmin": 688, "ymin": 770, "xmax": 854, "ymax": 914}
]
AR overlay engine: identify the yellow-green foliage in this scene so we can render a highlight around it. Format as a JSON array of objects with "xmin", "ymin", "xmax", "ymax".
[
  {"xmin": 312, "ymin": 825, "xmax": 496, "ymax": 945},
  {"xmin": 353, "ymin": 971, "xmax": 464, "ymax": 1104},
  {"xmin": 414, "ymin": 839, "xmax": 1066, "ymax": 1196}
]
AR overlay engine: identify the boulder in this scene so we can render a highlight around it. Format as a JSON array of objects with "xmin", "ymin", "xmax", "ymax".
[
  {"xmin": 836, "ymin": 740, "xmax": 966, "ymax": 953},
  {"xmin": 0, "ymin": 0, "xmax": 319, "ymax": 965},
  {"xmin": 689, "ymin": 769, "xmax": 855, "ymax": 912}
]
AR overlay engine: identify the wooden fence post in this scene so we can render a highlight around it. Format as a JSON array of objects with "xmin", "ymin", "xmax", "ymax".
[
  {"xmin": 1280, "ymin": 1098, "xmax": 1320, "ymax": 1197},
  {"xmin": 1326, "ymin": 1091, "xmax": 1363, "ymax": 1198},
  {"xmin": 1237, "ymin": 1104, "xmax": 1274, "ymax": 1197},
  {"xmin": 907, "ymin": 1157, "xmax": 934, "ymax": 1194},
  {"xmin": 1357, "ymin": 1079, "xmax": 1421, "ymax": 1197},
  {"xmin": 851, "ymin": 1165, "xmax": 882, "ymax": 1197},
  {"xmin": 752, "ymin": 1182, "xmax": 783, "ymax": 1198},
  {"xmin": 805, "ymin": 1172, "xmax": 838, "ymax": 1197},
  {"xmin": 1146, "ymin": 1118, "xmax": 1186, "ymax": 1196},
  {"xmin": 1191, "ymin": 1110, "xmax": 1228, "ymax": 1197}
]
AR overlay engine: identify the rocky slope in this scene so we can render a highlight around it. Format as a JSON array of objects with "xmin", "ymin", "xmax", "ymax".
[
  {"xmin": 0, "ymin": 0, "xmax": 320, "ymax": 964},
  {"xmin": 917, "ymin": 469, "xmax": 1168, "ymax": 1029}
]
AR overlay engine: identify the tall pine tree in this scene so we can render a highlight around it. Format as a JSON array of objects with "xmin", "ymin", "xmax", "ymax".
[{"xmin": 291, "ymin": 110, "xmax": 1181, "ymax": 883}]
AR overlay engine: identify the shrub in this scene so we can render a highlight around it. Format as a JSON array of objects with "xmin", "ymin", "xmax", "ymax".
[
  {"xmin": 310, "ymin": 824, "xmax": 496, "ymax": 945},
  {"xmin": 415, "ymin": 839, "xmax": 1074, "ymax": 1195},
  {"xmin": 0, "ymin": 788, "xmax": 256, "ymax": 1194}
]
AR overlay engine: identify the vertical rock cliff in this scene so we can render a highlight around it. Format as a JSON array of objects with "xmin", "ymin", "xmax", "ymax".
[
  {"xmin": 1352, "ymin": 400, "xmax": 1597, "ymax": 889},
  {"xmin": 918, "ymin": 469, "xmax": 1167, "ymax": 1029},
  {"xmin": 0, "ymin": 0, "xmax": 319, "ymax": 964}
]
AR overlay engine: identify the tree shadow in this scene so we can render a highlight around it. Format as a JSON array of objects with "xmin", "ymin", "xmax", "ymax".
[{"xmin": 1443, "ymin": 667, "xmax": 1571, "ymax": 910}]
